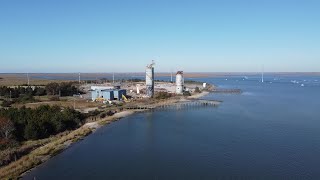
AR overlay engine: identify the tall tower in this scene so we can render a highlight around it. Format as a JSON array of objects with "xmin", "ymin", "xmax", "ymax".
[
  {"xmin": 78, "ymin": 72, "xmax": 81, "ymax": 84},
  {"xmin": 176, "ymin": 71, "xmax": 184, "ymax": 94},
  {"xmin": 146, "ymin": 61, "xmax": 155, "ymax": 98}
]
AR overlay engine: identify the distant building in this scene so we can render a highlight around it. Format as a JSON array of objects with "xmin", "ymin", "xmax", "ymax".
[
  {"xmin": 91, "ymin": 89, "xmax": 114, "ymax": 101},
  {"xmin": 90, "ymin": 86, "xmax": 126, "ymax": 101}
]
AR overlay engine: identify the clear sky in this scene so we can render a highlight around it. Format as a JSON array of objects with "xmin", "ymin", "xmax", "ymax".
[{"xmin": 0, "ymin": 0, "xmax": 319, "ymax": 73}]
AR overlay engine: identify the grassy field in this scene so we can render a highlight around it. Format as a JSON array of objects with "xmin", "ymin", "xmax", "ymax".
[
  {"xmin": 0, "ymin": 74, "xmax": 72, "ymax": 86},
  {"xmin": 12, "ymin": 98, "xmax": 102, "ymax": 111}
]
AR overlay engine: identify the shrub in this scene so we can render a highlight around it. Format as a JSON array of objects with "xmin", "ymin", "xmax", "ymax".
[
  {"xmin": 1, "ymin": 100, "xmax": 13, "ymax": 107},
  {"xmin": 183, "ymin": 91, "xmax": 191, "ymax": 96},
  {"xmin": 17, "ymin": 94, "xmax": 36, "ymax": 103},
  {"xmin": 87, "ymin": 109, "xmax": 100, "ymax": 117},
  {"xmin": 100, "ymin": 113, "xmax": 107, "ymax": 119},
  {"xmin": 106, "ymin": 110, "xmax": 114, "ymax": 116},
  {"xmin": 194, "ymin": 87, "xmax": 201, "ymax": 93},
  {"xmin": 155, "ymin": 92, "xmax": 172, "ymax": 99}
]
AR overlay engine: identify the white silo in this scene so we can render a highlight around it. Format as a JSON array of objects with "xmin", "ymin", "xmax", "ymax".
[
  {"xmin": 176, "ymin": 71, "xmax": 184, "ymax": 94},
  {"xmin": 203, "ymin": 83, "xmax": 207, "ymax": 88},
  {"xmin": 136, "ymin": 84, "xmax": 140, "ymax": 94},
  {"xmin": 146, "ymin": 61, "xmax": 155, "ymax": 97}
]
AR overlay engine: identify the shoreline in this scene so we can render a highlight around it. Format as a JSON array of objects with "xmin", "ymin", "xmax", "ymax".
[{"xmin": 0, "ymin": 91, "xmax": 215, "ymax": 179}]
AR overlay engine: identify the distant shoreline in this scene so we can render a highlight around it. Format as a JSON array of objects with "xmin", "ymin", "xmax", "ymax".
[
  {"xmin": 1, "ymin": 72, "xmax": 319, "ymax": 86},
  {"xmin": 1, "ymin": 72, "xmax": 319, "ymax": 79}
]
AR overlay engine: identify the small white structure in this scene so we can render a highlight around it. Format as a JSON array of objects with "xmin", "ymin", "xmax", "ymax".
[
  {"xmin": 203, "ymin": 83, "xmax": 207, "ymax": 88},
  {"xmin": 136, "ymin": 84, "xmax": 141, "ymax": 94},
  {"xmin": 176, "ymin": 71, "xmax": 184, "ymax": 94}
]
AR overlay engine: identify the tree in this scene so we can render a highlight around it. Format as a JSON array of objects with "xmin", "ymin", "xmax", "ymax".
[
  {"xmin": 45, "ymin": 82, "xmax": 60, "ymax": 95},
  {"xmin": 24, "ymin": 121, "xmax": 40, "ymax": 140},
  {"xmin": 34, "ymin": 87, "xmax": 46, "ymax": 96},
  {"xmin": 0, "ymin": 117, "xmax": 15, "ymax": 139},
  {"xmin": 0, "ymin": 105, "xmax": 86, "ymax": 141}
]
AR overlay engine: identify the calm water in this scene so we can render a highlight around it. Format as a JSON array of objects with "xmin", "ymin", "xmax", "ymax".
[{"xmin": 24, "ymin": 75, "xmax": 320, "ymax": 179}]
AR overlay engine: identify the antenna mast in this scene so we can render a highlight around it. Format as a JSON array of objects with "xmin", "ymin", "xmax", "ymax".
[
  {"xmin": 78, "ymin": 72, "xmax": 81, "ymax": 84},
  {"xmin": 113, "ymin": 72, "xmax": 115, "ymax": 84}
]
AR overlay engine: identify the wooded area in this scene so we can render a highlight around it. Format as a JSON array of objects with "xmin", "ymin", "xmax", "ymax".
[{"xmin": 0, "ymin": 105, "xmax": 85, "ymax": 149}]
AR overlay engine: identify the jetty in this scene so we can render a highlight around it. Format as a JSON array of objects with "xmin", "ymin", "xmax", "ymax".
[
  {"xmin": 211, "ymin": 88, "xmax": 242, "ymax": 93},
  {"xmin": 125, "ymin": 100, "xmax": 220, "ymax": 110}
]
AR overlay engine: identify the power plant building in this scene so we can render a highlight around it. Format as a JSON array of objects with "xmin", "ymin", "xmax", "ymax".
[
  {"xmin": 91, "ymin": 89, "xmax": 114, "ymax": 101},
  {"xmin": 90, "ymin": 86, "xmax": 126, "ymax": 102}
]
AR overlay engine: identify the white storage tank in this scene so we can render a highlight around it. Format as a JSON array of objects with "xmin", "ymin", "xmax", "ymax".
[{"xmin": 176, "ymin": 71, "xmax": 184, "ymax": 94}]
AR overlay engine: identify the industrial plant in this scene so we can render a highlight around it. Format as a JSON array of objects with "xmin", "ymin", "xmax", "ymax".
[{"xmin": 86, "ymin": 61, "xmax": 207, "ymax": 104}]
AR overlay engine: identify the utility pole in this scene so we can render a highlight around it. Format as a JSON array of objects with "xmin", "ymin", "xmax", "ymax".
[
  {"xmin": 113, "ymin": 72, "xmax": 115, "ymax": 84},
  {"xmin": 9, "ymin": 90, "xmax": 12, "ymax": 101},
  {"xmin": 27, "ymin": 73, "xmax": 30, "ymax": 86},
  {"xmin": 78, "ymin": 72, "xmax": 81, "ymax": 85}
]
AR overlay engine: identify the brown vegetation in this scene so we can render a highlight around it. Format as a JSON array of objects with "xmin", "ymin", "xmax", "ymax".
[
  {"xmin": 0, "ymin": 127, "xmax": 92, "ymax": 179},
  {"xmin": 0, "ymin": 117, "xmax": 15, "ymax": 139},
  {"xmin": 0, "ymin": 75, "xmax": 71, "ymax": 86},
  {"xmin": 12, "ymin": 99, "xmax": 100, "ymax": 110}
]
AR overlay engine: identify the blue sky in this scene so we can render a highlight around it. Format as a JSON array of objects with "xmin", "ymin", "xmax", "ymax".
[{"xmin": 0, "ymin": 0, "xmax": 319, "ymax": 73}]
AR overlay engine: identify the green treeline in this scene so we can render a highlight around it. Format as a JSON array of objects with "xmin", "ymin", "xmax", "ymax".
[
  {"xmin": 0, "ymin": 105, "xmax": 85, "ymax": 142},
  {"xmin": 0, "ymin": 82, "xmax": 81, "ymax": 98}
]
